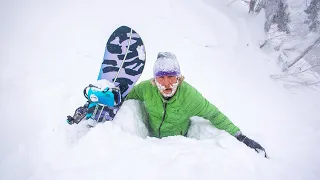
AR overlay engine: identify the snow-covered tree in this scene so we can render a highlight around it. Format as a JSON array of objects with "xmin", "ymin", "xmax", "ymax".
[
  {"xmin": 274, "ymin": 1, "xmax": 291, "ymax": 33},
  {"xmin": 249, "ymin": 0, "xmax": 320, "ymax": 88},
  {"xmin": 259, "ymin": 0, "xmax": 291, "ymax": 33},
  {"xmin": 304, "ymin": 0, "xmax": 320, "ymax": 32}
]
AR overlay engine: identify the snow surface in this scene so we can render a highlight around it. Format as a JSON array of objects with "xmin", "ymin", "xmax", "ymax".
[{"xmin": 1, "ymin": 0, "xmax": 320, "ymax": 180}]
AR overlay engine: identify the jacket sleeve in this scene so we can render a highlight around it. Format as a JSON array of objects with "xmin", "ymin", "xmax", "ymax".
[
  {"xmin": 189, "ymin": 89, "xmax": 240, "ymax": 136},
  {"xmin": 125, "ymin": 82, "xmax": 144, "ymax": 101}
]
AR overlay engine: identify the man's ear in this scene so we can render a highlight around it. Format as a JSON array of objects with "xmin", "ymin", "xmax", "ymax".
[
  {"xmin": 150, "ymin": 78, "xmax": 156, "ymax": 86},
  {"xmin": 178, "ymin": 75, "xmax": 185, "ymax": 83}
]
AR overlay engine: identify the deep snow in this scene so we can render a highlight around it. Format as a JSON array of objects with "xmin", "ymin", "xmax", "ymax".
[{"xmin": 0, "ymin": 0, "xmax": 319, "ymax": 180}]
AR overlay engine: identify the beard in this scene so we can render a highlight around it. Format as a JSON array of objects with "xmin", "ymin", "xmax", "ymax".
[{"xmin": 155, "ymin": 79, "xmax": 179, "ymax": 98}]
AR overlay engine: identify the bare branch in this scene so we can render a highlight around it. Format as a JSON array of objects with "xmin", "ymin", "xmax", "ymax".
[
  {"xmin": 260, "ymin": 40, "xmax": 268, "ymax": 48},
  {"xmin": 286, "ymin": 36, "xmax": 320, "ymax": 70},
  {"xmin": 227, "ymin": 0, "xmax": 239, "ymax": 6},
  {"xmin": 270, "ymin": 63, "xmax": 320, "ymax": 83},
  {"xmin": 292, "ymin": 63, "xmax": 320, "ymax": 75},
  {"xmin": 283, "ymin": 47, "xmax": 296, "ymax": 52}
]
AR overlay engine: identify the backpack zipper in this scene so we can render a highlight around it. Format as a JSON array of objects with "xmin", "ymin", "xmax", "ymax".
[{"xmin": 158, "ymin": 101, "xmax": 167, "ymax": 138}]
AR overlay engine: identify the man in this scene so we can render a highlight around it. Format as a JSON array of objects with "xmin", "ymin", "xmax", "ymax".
[{"xmin": 126, "ymin": 52, "xmax": 267, "ymax": 156}]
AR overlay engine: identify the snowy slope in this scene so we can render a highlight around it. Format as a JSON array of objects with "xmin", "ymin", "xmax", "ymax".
[{"xmin": 1, "ymin": 0, "xmax": 319, "ymax": 180}]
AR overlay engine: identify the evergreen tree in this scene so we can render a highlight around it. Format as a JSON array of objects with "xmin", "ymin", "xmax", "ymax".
[
  {"xmin": 263, "ymin": 0, "xmax": 290, "ymax": 33},
  {"xmin": 273, "ymin": 1, "xmax": 290, "ymax": 33},
  {"xmin": 304, "ymin": 0, "xmax": 320, "ymax": 32}
]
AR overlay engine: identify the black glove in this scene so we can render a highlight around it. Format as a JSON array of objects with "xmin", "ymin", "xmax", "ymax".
[{"xmin": 235, "ymin": 132, "xmax": 268, "ymax": 158}]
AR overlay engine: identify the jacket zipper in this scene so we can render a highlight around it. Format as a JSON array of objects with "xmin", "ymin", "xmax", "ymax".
[{"xmin": 158, "ymin": 101, "xmax": 167, "ymax": 138}]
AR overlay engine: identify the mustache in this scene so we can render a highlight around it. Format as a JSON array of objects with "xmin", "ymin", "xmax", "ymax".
[{"xmin": 155, "ymin": 79, "xmax": 179, "ymax": 92}]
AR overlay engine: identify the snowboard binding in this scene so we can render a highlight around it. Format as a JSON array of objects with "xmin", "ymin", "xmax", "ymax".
[
  {"xmin": 66, "ymin": 103, "xmax": 89, "ymax": 125},
  {"xmin": 83, "ymin": 84, "xmax": 122, "ymax": 107},
  {"xmin": 66, "ymin": 83, "xmax": 122, "ymax": 125}
]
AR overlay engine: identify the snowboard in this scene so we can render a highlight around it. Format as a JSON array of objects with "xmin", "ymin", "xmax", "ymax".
[
  {"xmin": 98, "ymin": 25, "xmax": 146, "ymax": 98},
  {"xmin": 67, "ymin": 25, "xmax": 146, "ymax": 124}
]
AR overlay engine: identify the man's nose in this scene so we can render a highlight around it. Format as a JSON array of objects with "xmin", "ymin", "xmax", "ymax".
[{"xmin": 163, "ymin": 77, "xmax": 171, "ymax": 86}]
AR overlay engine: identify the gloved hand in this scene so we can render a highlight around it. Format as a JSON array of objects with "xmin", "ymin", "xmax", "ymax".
[{"xmin": 235, "ymin": 132, "xmax": 268, "ymax": 158}]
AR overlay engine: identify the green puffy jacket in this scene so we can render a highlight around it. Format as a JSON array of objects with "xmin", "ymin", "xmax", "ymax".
[{"xmin": 126, "ymin": 78, "xmax": 240, "ymax": 138}]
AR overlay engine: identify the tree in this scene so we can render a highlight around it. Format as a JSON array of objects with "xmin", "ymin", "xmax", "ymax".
[
  {"xmin": 304, "ymin": 0, "xmax": 320, "ymax": 32},
  {"xmin": 252, "ymin": 0, "xmax": 320, "ymax": 89},
  {"xmin": 274, "ymin": 1, "xmax": 290, "ymax": 33},
  {"xmin": 263, "ymin": 0, "xmax": 291, "ymax": 33}
]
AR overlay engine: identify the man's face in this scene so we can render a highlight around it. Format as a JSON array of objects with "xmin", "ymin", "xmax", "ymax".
[{"xmin": 155, "ymin": 75, "xmax": 179, "ymax": 98}]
